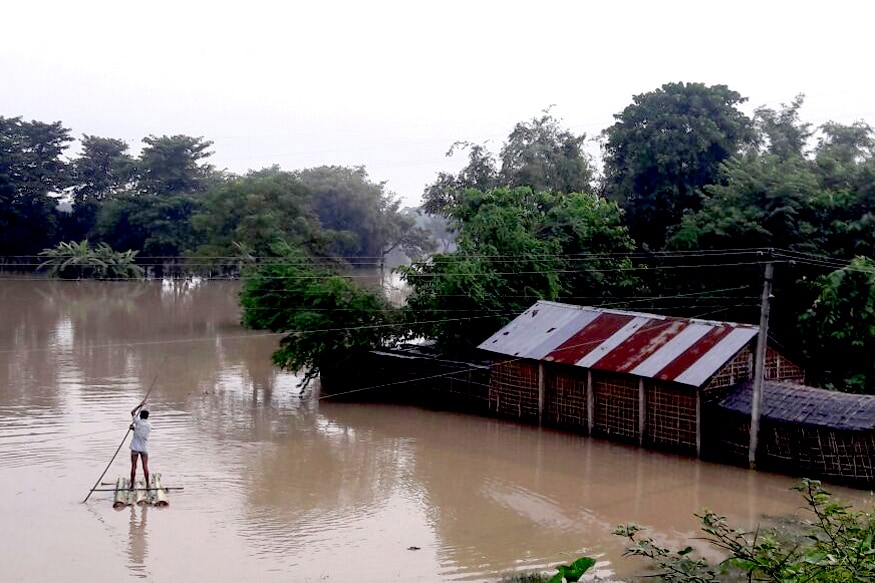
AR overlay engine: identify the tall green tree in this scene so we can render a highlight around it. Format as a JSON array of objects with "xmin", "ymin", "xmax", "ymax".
[
  {"xmin": 191, "ymin": 167, "xmax": 322, "ymax": 259},
  {"xmin": 240, "ymin": 245, "xmax": 400, "ymax": 386},
  {"xmin": 296, "ymin": 165, "xmax": 432, "ymax": 263},
  {"xmin": 402, "ymin": 187, "xmax": 637, "ymax": 349},
  {"xmin": 751, "ymin": 95, "xmax": 811, "ymax": 159},
  {"xmin": 423, "ymin": 112, "xmax": 593, "ymax": 215},
  {"xmin": 0, "ymin": 116, "xmax": 71, "ymax": 255},
  {"xmin": 66, "ymin": 135, "xmax": 135, "ymax": 240},
  {"xmin": 136, "ymin": 134, "xmax": 215, "ymax": 195},
  {"xmin": 602, "ymin": 82, "xmax": 753, "ymax": 249}
]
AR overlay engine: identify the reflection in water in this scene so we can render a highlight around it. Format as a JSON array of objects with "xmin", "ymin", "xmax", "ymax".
[
  {"xmin": 127, "ymin": 505, "xmax": 149, "ymax": 578},
  {"xmin": 1, "ymin": 279, "xmax": 873, "ymax": 583}
]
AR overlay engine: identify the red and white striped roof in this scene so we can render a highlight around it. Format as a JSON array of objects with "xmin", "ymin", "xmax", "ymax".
[{"xmin": 478, "ymin": 301, "xmax": 758, "ymax": 387}]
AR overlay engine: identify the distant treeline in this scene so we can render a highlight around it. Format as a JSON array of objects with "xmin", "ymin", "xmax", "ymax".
[
  {"xmin": 4, "ymin": 82, "xmax": 875, "ymax": 392},
  {"xmin": 0, "ymin": 126, "xmax": 436, "ymax": 265}
]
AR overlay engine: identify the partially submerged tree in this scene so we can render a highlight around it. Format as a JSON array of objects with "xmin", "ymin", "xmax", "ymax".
[{"xmin": 239, "ymin": 244, "xmax": 402, "ymax": 386}]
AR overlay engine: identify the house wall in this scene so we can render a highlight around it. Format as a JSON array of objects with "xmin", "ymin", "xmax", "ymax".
[
  {"xmin": 544, "ymin": 363, "xmax": 587, "ymax": 430},
  {"xmin": 591, "ymin": 372, "xmax": 639, "ymax": 442},
  {"xmin": 487, "ymin": 359, "xmax": 698, "ymax": 453},
  {"xmin": 645, "ymin": 382, "xmax": 697, "ymax": 453},
  {"xmin": 706, "ymin": 345, "xmax": 804, "ymax": 390},
  {"xmin": 703, "ymin": 411, "xmax": 875, "ymax": 486},
  {"xmin": 488, "ymin": 359, "xmax": 540, "ymax": 422}
]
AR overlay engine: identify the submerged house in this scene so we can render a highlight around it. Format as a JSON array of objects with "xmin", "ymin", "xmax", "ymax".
[
  {"xmin": 477, "ymin": 301, "xmax": 805, "ymax": 456},
  {"xmin": 707, "ymin": 381, "xmax": 875, "ymax": 485}
]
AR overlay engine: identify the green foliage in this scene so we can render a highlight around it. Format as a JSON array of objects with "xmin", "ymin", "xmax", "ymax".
[
  {"xmin": 602, "ymin": 82, "xmax": 753, "ymax": 249},
  {"xmin": 547, "ymin": 556, "xmax": 596, "ymax": 583},
  {"xmin": 296, "ymin": 165, "xmax": 434, "ymax": 262},
  {"xmin": 0, "ymin": 116, "xmax": 72, "ymax": 254},
  {"xmin": 191, "ymin": 167, "xmax": 322, "ymax": 259},
  {"xmin": 402, "ymin": 187, "xmax": 638, "ymax": 349},
  {"xmin": 95, "ymin": 191, "xmax": 202, "ymax": 257},
  {"xmin": 239, "ymin": 244, "xmax": 401, "ymax": 386},
  {"xmin": 800, "ymin": 256, "xmax": 875, "ymax": 392},
  {"xmin": 136, "ymin": 134, "xmax": 216, "ymax": 195},
  {"xmin": 616, "ymin": 479, "xmax": 875, "ymax": 582},
  {"xmin": 752, "ymin": 95, "xmax": 811, "ymax": 159},
  {"xmin": 424, "ymin": 111, "xmax": 593, "ymax": 215},
  {"xmin": 38, "ymin": 240, "xmax": 144, "ymax": 279},
  {"xmin": 670, "ymin": 155, "xmax": 824, "ymax": 253}
]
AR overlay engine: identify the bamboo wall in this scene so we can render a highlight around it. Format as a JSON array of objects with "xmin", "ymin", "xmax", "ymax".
[
  {"xmin": 488, "ymin": 359, "xmax": 540, "ymax": 422},
  {"xmin": 646, "ymin": 383, "xmax": 697, "ymax": 453},
  {"xmin": 486, "ymin": 360, "xmax": 698, "ymax": 453},
  {"xmin": 544, "ymin": 364, "xmax": 587, "ymax": 430},
  {"xmin": 591, "ymin": 373, "xmax": 639, "ymax": 442},
  {"xmin": 704, "ymin": 413, "xmax": 875, "ymax": 485},
  {"xmin": 706, "ymin": 346, "xmax": 804, "ymax": 390}
]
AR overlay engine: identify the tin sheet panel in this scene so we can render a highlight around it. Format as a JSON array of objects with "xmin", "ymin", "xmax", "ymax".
[
  {"xmin": 593, "ymin": 318, "xmax": 691, "ymax": 374},
  {"xmin": 546, "ymin": 312, "xmax": 633, "ymax": 365},
  {"xmin": 526, "ymin": 310, "xmax": 602, "ymax": 361},
  {"xmin": 575, "ymin": 316, "xmax": 651, "ymax": 369},
  {"xmin": 630, "ymin": 323, "xmax": 714, "ymax": 378},
  {"xmin": 478, "ymin": 302, "xmax": 590, "ymax": 358},
  {"xmin": 674, "ymin": 328, "xmax": 758, "ymax": 386}
]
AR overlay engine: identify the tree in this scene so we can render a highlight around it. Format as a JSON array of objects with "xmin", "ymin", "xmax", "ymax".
[
  {"xmin": 296, "ymin": 165, "xmax": 432, "ymax": 263},
  {"xmin": 499, "ymin": 111, "xmax": 593, "ymax": 194},
  {"xmin": 94, "ymin": 191, "xmax": 202, "ymax": 257},
  {"xmin": 670, "ymin": 155, "xmax": 824, "ymax": 253},
  {"xmin": 136, "ymin": 135, "xmax": 215, "ymax": 195},
  {"xmin": 240, "ymin": 244, "xmax": 401, "ymax": 386},
  {"xmin": 66, "ymin": 135, "xmax": 135, "ymax": 241},
  {"xmin": 0, "ymin": 116, "xmax": 72, "ymax": 255},
  {"xmin": 799, "ymin": 256, "xmax": 875, "ymax": 392},
  {"xmin": 191, "ymin": 167, "xmax": 322, "ymax": 260},
  {"xmin": 602, "ymin": 82, "xmax": 753, "ymax": 249},
  {"xmin": 402, "ymin": 187, "xmax": 637, "ymax": 349},
  {"xmin": 423, "ymin": 112, "xmax": 593, "ymax": 215},
  {"xmin": 751, "ymin": 95, "xmax": 811, "ymax": 159}
]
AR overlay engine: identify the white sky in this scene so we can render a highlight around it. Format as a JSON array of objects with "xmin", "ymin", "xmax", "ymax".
[{"xmin": 3, "ymin": 0, "xmax": 874, "ymax": 207}]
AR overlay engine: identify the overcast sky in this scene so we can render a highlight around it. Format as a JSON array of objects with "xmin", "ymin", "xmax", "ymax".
[{"xmin": 3, "ymin": 0, "xmax": 874, "ymax": 206}]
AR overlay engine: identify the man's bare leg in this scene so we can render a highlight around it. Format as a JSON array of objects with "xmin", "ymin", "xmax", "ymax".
[
  {"xmin": 130, "ymin": 452, "xmax": 138, "ymax": 489},
  {"xmin": 141, "ymin": 454, "xmax": 150, "ymax": 490}
]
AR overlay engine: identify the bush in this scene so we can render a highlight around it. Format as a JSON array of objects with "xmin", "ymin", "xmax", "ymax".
[{"xmin": 616, "ymin": 479, "xmax": 875, "ymax": 582}]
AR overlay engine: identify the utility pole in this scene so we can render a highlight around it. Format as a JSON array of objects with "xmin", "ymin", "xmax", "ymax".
[{"xmin": 749, "ymin": 259, "xmax": 774, "ymax": 469}]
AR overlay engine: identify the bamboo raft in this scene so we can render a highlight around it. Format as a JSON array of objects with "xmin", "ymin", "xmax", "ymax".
[{"xmin": 112, "ymin": 473, "xmax": 170, "ymax": 508}]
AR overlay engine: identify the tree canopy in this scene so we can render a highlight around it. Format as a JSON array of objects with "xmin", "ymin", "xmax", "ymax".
[
  {"xmin": 602, "ymin": 82, "xmax": 753, "ymax": 250},
  {"xmin": 423, "ymin": 111, "xmax": 594, "ymax": 215}
]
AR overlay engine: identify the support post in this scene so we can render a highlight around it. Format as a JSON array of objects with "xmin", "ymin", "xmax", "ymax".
[
  {"xmin": 538, "ymin": 362, "xmax": 545, "ymax": 426},
  {"xmin": 696, "ymin": 390, "xmax": 702, "ymax": 458},
  {"xmin": 749, "ymin": 260, "xmax": 774, "ymax": 469},
  {"xmin": 638, "ymin": 378, "xmax": 646, "ymax": 446},
  {"xmin": 586, "ymin": 370, "xmax": 594, "ymax": 436}
]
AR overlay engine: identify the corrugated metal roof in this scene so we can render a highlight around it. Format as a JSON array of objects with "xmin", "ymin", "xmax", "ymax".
[
  {"xmin": 716, "ymin": 380, "xmax": 875, "ymax": 431},
  {"xmin": 478, "ymin": 301, "xmax": 758, "ymax": 387}
]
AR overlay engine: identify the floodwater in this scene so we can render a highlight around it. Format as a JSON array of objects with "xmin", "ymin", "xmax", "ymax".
[{"xmin": 0, "ymin": 279, "xmax": 871, "ymax": 583}]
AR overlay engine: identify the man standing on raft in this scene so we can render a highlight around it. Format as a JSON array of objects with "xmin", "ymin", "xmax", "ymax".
[{"xmin": 130, "ymin": 399, "xmax": 151, "ymax": 489}]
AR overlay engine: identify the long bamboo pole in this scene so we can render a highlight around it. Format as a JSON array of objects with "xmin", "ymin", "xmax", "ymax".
[{"xmin": 82, "ymin": 366, "xmax": 163, "ymax": 503}]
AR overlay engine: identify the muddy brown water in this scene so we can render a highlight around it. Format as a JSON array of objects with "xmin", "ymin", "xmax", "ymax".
[{"xmin": 1, "ymin": 279, "xmax": 871, "ymax": 582}]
